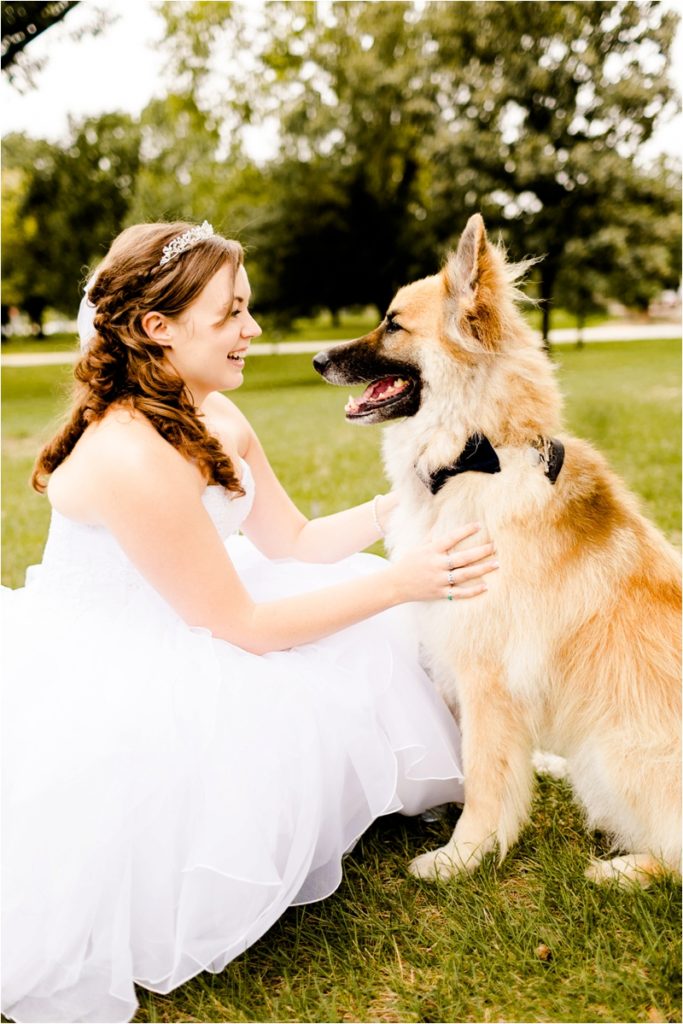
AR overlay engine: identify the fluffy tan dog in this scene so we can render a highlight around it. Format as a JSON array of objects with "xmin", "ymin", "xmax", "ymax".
[{"xmin": 314, "ymin": 214, "xmax": 681, "ymax": 887}]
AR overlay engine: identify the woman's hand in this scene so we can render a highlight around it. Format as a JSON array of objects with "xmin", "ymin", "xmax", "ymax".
[{"xmin": 388, "ymin": 524, "xmax": 498, "ymax": 603}]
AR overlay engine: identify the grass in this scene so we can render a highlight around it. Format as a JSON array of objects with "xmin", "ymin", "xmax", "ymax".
[
  {"xmin": 2, "ymin": 338, "xmax": 681, "ymax": 1022},
  {"xmin": 132, "ymin": 781, "xmax": 681, "ymax": 1024}
]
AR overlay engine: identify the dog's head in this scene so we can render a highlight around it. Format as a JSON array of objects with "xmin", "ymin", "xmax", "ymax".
[{"xmin": 313, "ymin": 214, "xmax": 549, "ymax": 430}]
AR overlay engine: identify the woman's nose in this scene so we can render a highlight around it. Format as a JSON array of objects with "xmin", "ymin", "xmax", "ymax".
[{"xmin": 243, "ymin": 315, "xmax": 262, "ymax": 339}]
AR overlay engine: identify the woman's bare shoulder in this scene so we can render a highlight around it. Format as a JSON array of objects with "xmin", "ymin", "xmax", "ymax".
[
  {"xmin": 47, "ymin": 408, "xmax": 202, "ymax": 522},
  {"xmin": 201, "ymin": 391, "xmax": 254, "ymax": 457}
]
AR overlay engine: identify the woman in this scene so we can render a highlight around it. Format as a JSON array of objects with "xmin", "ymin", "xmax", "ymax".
[{"xmin": 2, "ymin": 221, "xmax": 497, "ymax": 1023}]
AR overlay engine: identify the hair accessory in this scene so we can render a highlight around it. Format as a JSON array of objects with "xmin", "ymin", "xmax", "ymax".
[
  {"xmin": 77, "ymin": 272, "xmax": 99, "ymax": 352},
  {"xmin": 159, "ymin": 221, "xmax": 214, "ymax": 266},
  {"xmin": 372, "ymin": 495, "xmax": 385, "ymax": 537}
]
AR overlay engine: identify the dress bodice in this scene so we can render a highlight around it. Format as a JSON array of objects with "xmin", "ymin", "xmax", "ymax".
[
  {"xmin": 32, "ymin": 460, "xmax": 255, "ymax": 604},
  {"xmin": 200, "ymin": 460, "xmax": 255, "ymax": 540}
]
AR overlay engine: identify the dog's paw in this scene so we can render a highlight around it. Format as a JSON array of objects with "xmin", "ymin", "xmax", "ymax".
[
  {"xmin": 585, "ymin": 855, "xmax": 655, "ymax": 889},
  {"xmin": 409, "ymin": 847, "xmax": 457, "ymax": 881},
  {"xmin": 532, "ymin": 750, "xmax": 568, "ymax": 779}
]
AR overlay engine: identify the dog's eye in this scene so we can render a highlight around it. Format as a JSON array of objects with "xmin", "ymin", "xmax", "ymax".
[{"xmin": 385, "ymin": 319, "xmax": 401, "ymax": 334}]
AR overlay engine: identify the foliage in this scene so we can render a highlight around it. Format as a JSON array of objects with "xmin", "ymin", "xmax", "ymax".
[
  {"xmin": 2, "ymin": 114, "xmax": 140, "ymax": 328},
  {"xmin": 159, "ymin": 1, "xmax": 463, "ymax": 315},
  {"xmin": 159, "ymin": 0, "xmax": 681, "ymax": 332},
  {"xmin": 554, "ymin": 155, "xmax": 682, "ymax": 329},
  {"xmin": 2, "ymin": 3, "xmax": 681, "ymax": 333},
  {"xmin": 425, "ymin": 0, "xmax": 681, "ymax": 335},
  {"xmin": 1, "ymin": 1, "xmax": 111, "ymax": 89},
  {"xmin": 1, "ymin": 1, "xmax": 79, "ymax": 72}
]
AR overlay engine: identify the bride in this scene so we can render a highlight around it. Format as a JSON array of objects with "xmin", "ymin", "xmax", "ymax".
[{"xmin": 2, "ymin": 221, "xmax": 498, "ymax": 1024}]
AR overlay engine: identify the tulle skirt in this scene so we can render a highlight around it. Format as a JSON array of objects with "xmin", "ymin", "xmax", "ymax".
[{"xmin": 2, "ymin": 538, "xmax": 463, "ymax": 1023}]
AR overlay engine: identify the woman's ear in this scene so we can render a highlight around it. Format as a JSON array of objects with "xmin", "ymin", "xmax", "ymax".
[{"xmin": 141, "ymin": 311, "xmax": 173, "ymax": 347}]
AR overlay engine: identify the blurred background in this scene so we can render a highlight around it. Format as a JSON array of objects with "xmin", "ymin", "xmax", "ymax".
[{"xmin": 2, "ymin": 0, "xmax": 682, "ymax": 344}]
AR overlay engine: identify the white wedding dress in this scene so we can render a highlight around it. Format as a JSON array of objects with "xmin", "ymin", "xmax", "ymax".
[{"xmin": 2, "ymin": 460, "xmax": 464, "ymax": 1024}]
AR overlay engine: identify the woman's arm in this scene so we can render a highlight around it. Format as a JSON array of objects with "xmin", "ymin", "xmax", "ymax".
[
  {"xmin": 202, "ymin": 393, "xmax": 395, "ymax": 561},
  {"xmin": 84, "ymin": 418, "xmax": 496, "ymax": 656},
  {"xmin": 286, "ymin": 492, "xmax": 398, "ymax": 562},
  {"xmin": 244, "ymin": 425, "xmax": 396, "ymax": 561}
]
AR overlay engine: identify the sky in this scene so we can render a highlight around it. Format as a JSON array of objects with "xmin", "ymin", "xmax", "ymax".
[
  {"xmin": 1, "ymin": 3, "xmax": 169, "ymax": 140},
  {"xmin": 1, "ymin": 0, "xmax": 682, "ymax": 163}
]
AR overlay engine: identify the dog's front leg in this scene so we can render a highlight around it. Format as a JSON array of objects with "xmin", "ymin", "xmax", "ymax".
[{"xmin": 410, "ymin": 667, "xmax": 534, "ymax": 881}]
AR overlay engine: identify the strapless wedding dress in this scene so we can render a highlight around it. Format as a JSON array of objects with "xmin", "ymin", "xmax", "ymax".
[{"xmin": 1, "ymin": 461, "xmax": 463, "ymax": 1023}]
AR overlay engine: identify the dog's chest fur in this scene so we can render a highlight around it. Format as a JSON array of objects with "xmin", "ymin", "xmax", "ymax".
[{"xmin": 383, "ymin": 420, "xmax": 562, "ymax": 708}]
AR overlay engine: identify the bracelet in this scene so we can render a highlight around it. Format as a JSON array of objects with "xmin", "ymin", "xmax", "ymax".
[{"xmin": 372, "ymin": 494, "xmax": 385, "ymax": 537}]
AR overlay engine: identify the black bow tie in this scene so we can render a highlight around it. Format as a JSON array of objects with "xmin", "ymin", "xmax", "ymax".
[
  {"xmin": 423, "ymin": 433, "xmax": 564, "ymax": 495},
  {"xmin": 426, "ymin": 434, "xmax": 500, "ymax": 494}
]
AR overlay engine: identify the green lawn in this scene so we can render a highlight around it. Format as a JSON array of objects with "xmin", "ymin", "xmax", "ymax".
[{"xmin": 1, "ymin": 339, "xmax": 681, "ymax": 1023}]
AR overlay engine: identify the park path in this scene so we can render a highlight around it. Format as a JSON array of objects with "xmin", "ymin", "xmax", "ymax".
[{"xmin": 1, "ymin": 322, "xmax": 680, "ymax": 367}]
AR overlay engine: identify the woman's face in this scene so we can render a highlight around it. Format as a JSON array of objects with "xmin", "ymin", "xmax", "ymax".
[{"xmin": 163, "ymin": 263, "xmax": 261, "ymax": 403}]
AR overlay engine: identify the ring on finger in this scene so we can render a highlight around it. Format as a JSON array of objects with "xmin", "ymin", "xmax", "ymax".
[{"xmin": 447, "ymin": 569, "xmax": 455, "ymax": 586}]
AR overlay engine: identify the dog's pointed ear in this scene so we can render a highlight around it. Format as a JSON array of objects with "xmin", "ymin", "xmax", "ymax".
[
  {"xmin": 445, "ymin": 214, "xmax": 488, "ymax": 298},
  {"xmin": 443, "ymin": 214, "xmax": 501, "ymax": 351}
]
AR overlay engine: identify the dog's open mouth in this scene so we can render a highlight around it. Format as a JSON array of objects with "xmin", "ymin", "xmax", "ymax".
[{"xmin": 344, "ymin": 376, "xmax": 413, "ymax": 419}]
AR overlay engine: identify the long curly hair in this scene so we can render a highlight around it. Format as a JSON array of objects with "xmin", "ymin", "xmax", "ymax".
[{"xmin": 32, "ymin": 222, "xmax": 246, "ymax": 497}]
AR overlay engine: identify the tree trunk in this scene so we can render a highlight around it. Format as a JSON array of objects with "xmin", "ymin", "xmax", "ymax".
[
  {"xmin": 539, "ymin": 261, "xmax": 557, "ymax": 353},
  {"xmin": 576, "ymin": 306, "xmax": 585, "ymax": 349}
]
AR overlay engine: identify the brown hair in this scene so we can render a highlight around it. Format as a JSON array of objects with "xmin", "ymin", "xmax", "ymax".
[{"xmin": 32, "ymin": 222, "xmax": 245, "ymax": 496}]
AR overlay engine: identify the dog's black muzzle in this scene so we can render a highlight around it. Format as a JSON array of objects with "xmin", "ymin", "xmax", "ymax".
[{"xmin": 313, "ymin": 341, "xmax": 422, "ymax": 422}]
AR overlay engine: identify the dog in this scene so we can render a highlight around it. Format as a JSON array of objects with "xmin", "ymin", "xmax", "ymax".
[{"xmin": 313, "ymin": 214, "xmax": 681, "ymax": 887}]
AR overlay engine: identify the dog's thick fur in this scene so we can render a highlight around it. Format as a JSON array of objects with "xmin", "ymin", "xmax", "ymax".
[{"xmin": 315, "ymin": 214, "xmax": 681, "ymax": 887}]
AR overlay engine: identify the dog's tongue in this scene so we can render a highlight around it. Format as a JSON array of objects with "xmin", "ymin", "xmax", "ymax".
[{"xmin": 345, "ymin": 377, "xmax": 408, "ymax": 414}]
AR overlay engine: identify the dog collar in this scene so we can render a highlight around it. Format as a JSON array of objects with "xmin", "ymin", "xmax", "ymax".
[
  {"xmin": 529, "ymin": 436, "xmax": 565, "ymax": 484},
  {"xmin": 421, "ymin": 433, "xmax": 564, "ymax": 495}
]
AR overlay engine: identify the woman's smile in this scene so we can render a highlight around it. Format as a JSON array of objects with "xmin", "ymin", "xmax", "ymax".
[{"xmin": 227, "ymin": 347, "xmax": 248, "ymax": 366}]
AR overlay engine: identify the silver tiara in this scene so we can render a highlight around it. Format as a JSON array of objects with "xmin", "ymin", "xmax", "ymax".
[{"xmin": 159, "ymin": 221, "xmax": 214, "ymax": 266}]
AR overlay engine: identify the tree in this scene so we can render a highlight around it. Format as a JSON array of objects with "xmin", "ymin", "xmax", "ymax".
[
  {"xmin": 600, "ymin": 156, "xmax": 682, "ymax": 312},
  {"xmin": 159, "ymin": 1, "xmax": 461, "ymax": 315},
  {"xmin": 158, "ymin": 0, "xmax": 681, "ymax": 334},
  {"xmin": 554, "ymin": 155, "xmax": 682, "ymax": 340},
  {"xmin": 2, "ymin": 134, "xmax": 60, "ymax": 332},
  {"xmin": 2, "ymin": 113, "xmax": 141, "ymax": 329},
  {"xmin": 1, "ymin": 1, "xmax": 79, "ymax": 71},
  {"xmin": 423, "ymin": 0, "xmax": 681, "ymax": 339},
  {"xmin": 2, "ymin": 2, "xmax": 112, "ymax": 90},
  {"xmin": 126, "ymin": 92, "xmax": 267, "ymax": 235}
]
